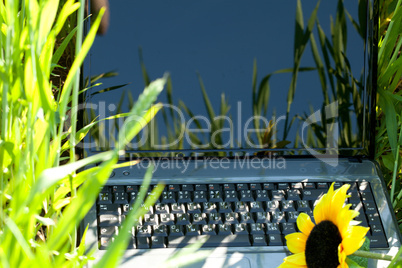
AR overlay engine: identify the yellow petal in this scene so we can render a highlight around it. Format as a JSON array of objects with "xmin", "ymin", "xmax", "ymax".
[
  {"xmin": 341, "ymin": 226, "xmax": 370, "ymax": 255},
  {"xmin": 328, "ymin": 184, "xmax": 350, "ymax": 223},
  {"xmin": 285, "ymin": 232, "xmax": 308, "ymax": 254},
  {"xmin": 278, "ymin": 261, "xmax": 307, "ymax": 268},
  {"xmin": 313, "ymin": 194, "xmax": 326, "ymax": 224},
  {"xmin": 283, "ymin": 252, "xmax": 307, "ymax": 265},
  {"xmin": 296, "ymin": 213, "xmax": 315, "ymax": 236},
  {"xmin": 336, "ymin": 205, "xmax": 359, "ymax": 235},
  {"xmin": 337, "ymin": 243, "xmax": 348, "ymax": 268}
]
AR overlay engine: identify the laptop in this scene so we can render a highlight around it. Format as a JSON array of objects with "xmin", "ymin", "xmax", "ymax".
[{"xmin": 80, "ymin": 0, "xmax": 401, "ymax": 267}]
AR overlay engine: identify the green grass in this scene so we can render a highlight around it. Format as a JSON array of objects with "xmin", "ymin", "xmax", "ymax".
[
  {"xmin": 376, "ymin": 0, "xmax": 402, "ymax": 234},
  {"xmin": 0, "ymin": 0, "xmax": 165, "ymax": 267}
]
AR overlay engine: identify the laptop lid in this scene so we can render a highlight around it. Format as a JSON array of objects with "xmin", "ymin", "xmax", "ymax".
[{"xmin": 82, "ymin": 0, "xmax": 375, "ymax": 160}]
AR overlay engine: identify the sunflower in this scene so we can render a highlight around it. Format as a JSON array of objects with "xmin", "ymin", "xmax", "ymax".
[{"xmin": 279, "ymin": 183, "xmax": 370, "ymax": 268}]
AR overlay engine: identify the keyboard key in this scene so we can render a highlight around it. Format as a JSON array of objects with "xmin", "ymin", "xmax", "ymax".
[
  {"xmin": 143, "ymin": 214, "xmax": 158, "ymax": 225},
  {"xmin": 177, "ymin": 191, "xmax": 192, "ymax": 203},
  {"xmin": 218, "ymin": 223, "xmax": 232, "ymax": 235},
  {"xmin": 255, "ymin": 212, "xmax": 270, "ymax": 223},
  {"xmin": 302, "ymin": 189, "xmax": 324, "ymax": 200},
  {"xmin": 141, "ymin": 203, "xmax": 154, "ymax": 214},
  {"xmin": 237, "ymin": 184, "xmax": 249, "ymax": 190},
  {"xmin": 218, "ymin": 202, "xmax": 233, "ymax": 213},
  {"xmin": 255, "ymin": 190, "xmax": 270, "ymax": 201},
  {"xmin": 250, "ymin": 201, "xmax": 264, "ymax": 212},
  {"xmin": 252, "ymin": 234, "xmax": 267, "ymax": 246},
  {"xmin": 271, "ymin": 190, "xmax": 285, "ymax": 200},
  {"xmin": 224, "ymin": 190, "xmax": 239, "ymax": 202},
  {"xmin": 169, "ymin": 225, "xmax": 184, "ymax": 236},
  {"xmin": 208, "ymin": 213, "xmax": 223, "ymax": 224},
  {"xmin": 202, "ymin": 224, "xmax": 217, "ymax": 235},
  {"xmin": 369, "ymin": 223, "xmax": 385, "ymax": 236},
  {"xmin": 368, "ymin": 235, "xmax": 388, "ymax": 248},
  {"xmin": 250, "ymin": 223, "xmax": 265, "ymax": 234},
  {"xmin": 98, "ymin": 192, "xmax": 112, "ymax": 204},
  {"xmin": 354, "ymin": 213, "xmax": 368, "ymax": 227},
  {"xmin": 224, "ymin": 212, "xmax": 239, "ymax": 224},
  {"xmin": 208, "ymin": 184, "xmax": 220, "ymax": 191},
  {"xmin": 263, "ymin": 183, "xmax": 275, "ymax": 190},
  {"xmin": 193, "ymin": 191, "xmax": 207, "ymax": 202},
  {"xmin": 272, "ymin": 211, "xmax": 286, "ymax": 223},
  {"xmin": 125, "ymin": 185, "xmax": 138, "ymax": 192},
  {"xmin": 266, "ymin": 223, "xmax": 281, "ymax": 234},
  {"xmin": 112, "ymin": 185, "xmax": 125, "ymax": 192},
  {"xmin": 287, "ymin": 189, "xmax": 301, "ymax": 201},
  {"xmin": 209, "ymin": 190, "xmax": 223, "ymax": 202},
  {"xmin": 240, "ymin": 190, "xmax": 254, "ymax": 202},
  {"xmin": 192, "ymin": 213, "xmax": 207, "ymax": 225},
  {"xmin": 250, "ymin": 183, "xmax": 261, "ymax": 190},
  {"xmin": 161, "ymin": 191, "xmax": 176, "ymax": 203},
  {"xmin": 363, "ymin": 202, "xmax": 377, "ymax": 213},
  {"xmin": 203, "ymin": 202, "xmax": 218, "ymax": 213},
  {"xmin": 367, "ymin": 212, "xmax": 381, "ymax": 224},
  {"xmin": 291, "ymin": 183, "xmax": 303, "ymax": 189},
  {"xmin": 176, "ymin": 213, "xmax": 190, "ymax": 225},
  {"xmin": 296, "ymin": 200, "xmax": 312, "ymax": 212},
  {"xmin": 187, "ymin": 202, "xmax": 202, "ymax": 213},
  {"xmin": 99, "ymin": 214, "xmax": 120, "ymax": 227},
  {"xmin": 234, "ymin": 201, "xmax": 248, "ymax": 212},
  {"xmin": 360, "ymin": 191, "xmax": 374, "ymax": 202},
  {"xmin": 287, "ymin": 211, "xmax": 299, "ymax": 223},
  {"xmin": 168, "ymin": 184, "xmax": 180, "ymax": 192},
  {"xmin": 171, "ymin": 203, "xmax": 185, "ymax": 214},
  {"xmin": 100, "ymin": 236, "xmax": 114, "ymax": 249},
  {"xmin": 136, "ymin": 226, "xmax": 152, "ymax": 237},
  {"xmin": 348, "ymin": 192, "xmax": 361, "ymax": 203},
  {"xmin": 281, "ymin": 223, "xmax": 296, "ymax": 234},
  {"xmin": 182, "ymin": 184, "xmax": 194, "ymax": 191},
  {"xmin": 223, "ymin": 183, "xmax": 235, "ymax": 190},
  {"xmin": 317, "ymin": 182, "xmax": 328, "ymax": 189},
  {"xmin": 99, "ymin": 226, "xmax": 118, "ymax": 237},
  {"xmin": 168, "ymin": 235, "xmax": 251, "ymax": 248},
  {"xmin": 122, "ymin": 204, "xmax": 131, "ymax": 214},
  {"xmin": 160, "ymin": 213, "xmax": 175, "ymax": 225},
  {"xmin": 153, "ymin": 225, "xmax": 168, "ymax": 236},
  {"xmin": 185, "ymin": 224, "xmax": 201, "ymax": 236},
  {"xmin": 150, "ymin": 236, "xmax": 166, "ymax": 248},
  {"xmin": 155, "ymin": 203, "xmax": 169, "ymax": 214},
  {"xmin": 195, "ymin": 184, "xmax": 207, "ymax": 191},
  {"xmin": 266, "ymin": 200, "xmax": 280, "ymax": 211},
  {"xmin": 268, "ymin": 234, "xmax": 283, "ymax": 246},
  {"xmin": 128, "ymin": 192, "xmax": 138, "ymax": 203},
  {"xmin": 281, "ymin": 200, "xmax": 295, "ymax": 212},
  {"xmin": 239, "ymin": 212, "xmax": 254, "ymax": 223},
  {"xmin": 137, "ymin": 237, "xmax": 149, "ymax": 249},
  {"xmin": 98, "ymin": 204, "xmax": 121, "ymax": 214},
  {"xmin": 234, "ymin": 223, "xmax": 249, "ymax": 234},
  {"xmin": 304, "ymin": 182, "xmax": 316, "ymax": 189},
  {"xmin": 277, "ymin": 183, "xmax": 290, "ymax": 190}
]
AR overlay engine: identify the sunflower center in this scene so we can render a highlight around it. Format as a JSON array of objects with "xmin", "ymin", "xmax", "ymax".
[{"xmin": 305, "ymin": 220, "xmax": 342, "ymax": 268}]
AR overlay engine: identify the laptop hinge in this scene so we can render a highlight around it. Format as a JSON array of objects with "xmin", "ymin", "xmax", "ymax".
[{"xmin": 348, "ymin": 156, "xmax": 363, "ymax": 163}]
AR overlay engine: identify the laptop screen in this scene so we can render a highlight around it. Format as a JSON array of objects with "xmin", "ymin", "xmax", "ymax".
[{"xmin": 83, "ymin": 0, "xmax": 372, "ymax": 158}]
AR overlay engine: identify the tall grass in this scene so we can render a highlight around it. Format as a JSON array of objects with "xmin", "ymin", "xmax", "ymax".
[
  {"xmin": 376, "ymin": 0, "xmax": 402, "ymax": 232},
  {"xmin": 0, "ymin": 0, "xmax": 165, "ymax": 267}
]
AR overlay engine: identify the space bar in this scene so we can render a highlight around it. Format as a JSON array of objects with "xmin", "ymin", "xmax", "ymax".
[{"xmin": 168, "ymin": 235, "xmax": 251, "ymax": 248}]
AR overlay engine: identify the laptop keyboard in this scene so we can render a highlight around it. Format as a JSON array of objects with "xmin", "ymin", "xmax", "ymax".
[{"xmin": 97, "ymin": 181, "xmax": 388, "ymax": 249}]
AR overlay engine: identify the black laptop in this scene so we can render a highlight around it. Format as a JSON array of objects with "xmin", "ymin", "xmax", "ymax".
[{"xmin": 80, "ymin": 0, "xmax": 401, "ymax": 267}]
